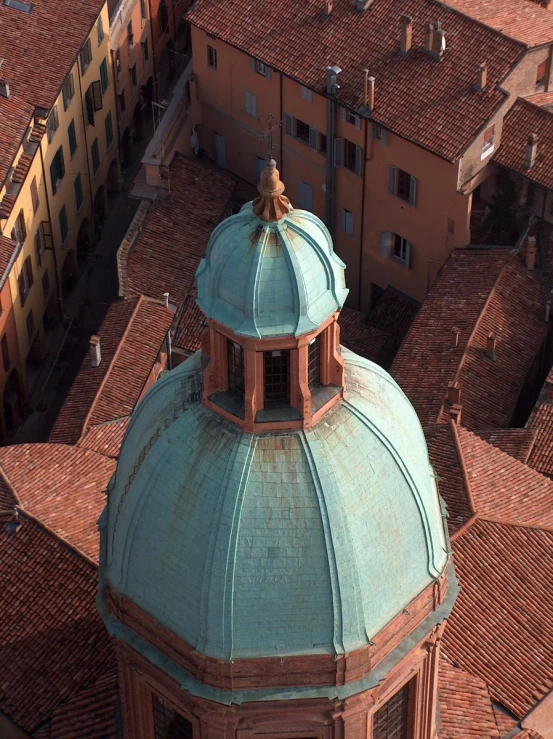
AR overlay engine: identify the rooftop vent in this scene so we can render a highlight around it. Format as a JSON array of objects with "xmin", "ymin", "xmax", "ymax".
[
  {"xmin": 525, "ymin": 133, "xmax": 538, "ymax": 169},
  {"xmin": 474, "ymin": 63, "xmax": 487, "ymax": 92},
  {"xmin": 3, "ymin": 0, "xmax": 33, "ymax": 12}
]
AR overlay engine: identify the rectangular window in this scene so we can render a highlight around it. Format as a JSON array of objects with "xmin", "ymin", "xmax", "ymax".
[
  {"xmin": 105, "ymin": 111, "xmax": 114, "ymax": 149},
  {"xmin": 142, "ymin": 38, "xmax": 149, "ymax": 62},
  {"xmin": 97, "ymin": 15, "xmax": 104, "ymax": 44},
  {"xmin": 207, "ymin": 45, "xmax": 217, "ymax": 69},
  {"xmin": 91, "ymin": 138, "xmax": 100, "ymax": 174},
  {"xmin": 127, "ymin": 20, "xmax": 134, "ymax": 51},
  {"xmin": 341, "ymin": 107, "xmax": 361, "ymax": 129},
  {"xmin": 334, "ymin": 138, "xmax": 363, "ymax": 176},
  {"xmin": 85, "ymin": 81, "xmax": 103, "ymax": 125},
  {"xmin": 341, "ymin": 208, "xmax": 354, "ymax": 235},
  {"xmin": 296, "ymin": 119, "xmax": 310, "ymax": 144},
  {"xmin": 47, "ymin": 104, "xmax": 59, "ymax": 142},
  {"xmin": 152, "ymin": 695, "xmax": 193, "ymax": 739},
  {"xmin": 100, "ymin": 58, "xmax": 109, "ymax": 93},
  {"xmin": 285, "ymin": 114, "xmax": 320, "ymax": 152},
  {"xmin": 373, "ymin": 682, "xmax": 411, "ymax": 739},
  {"xmin": 264, "ymin": 350, "xmax": 290, "ymax": 409},
  {"xmin": 140, "ymin": 0, "xmax": 147, "ymax": 20},
  {"xmin": 59, "ymin": 205, "xmax": 69, "ymax": 243},
  {"xmin": 26, "ymin": 309, "xmax": 35, "ymax": 341},
  {"xmin": 42, "ymin": 269, "xmax": 51, "ymax": 301},
  {"xmin": 372, "ymin": 123, "xmax": 387, "ymax": 144},
  {"xmin": 481, "ymin": 124, "xmax": 495, "ymax": 159},
  {"xmin": 49, "ymin": 146, "xmax": 65, "ymax": 194},
  {"xmin": 35, "ymin": 224, "xmax": 45, "ymax": 266},
  {"xmin": 381, "ymin": 232, "xmax": 411, "ymax": 268},
  {"xmin": 18, "ymin": 255, "xmax": 34, "ymax": 307},
  {"xmin": 301, "ymin": 85, "xmax": 313, "ymax": 103},
  {"xmin": 119, "ymin": 89, "xmax": 126, "ymax": 113},
  {"xmin": 388, "ymin": 166, "xmax": 417, "ymax": 206},
  {"xmin": 244, "ymin": 90, "xmax": 258, "ymax": 118},
  {"xmin": 62, "ymin": 73, "xmax": 75, "ymax": 111},
  {"xmin": 227, "ymin": 341, "xmax": 245, "ymax": 398},
  {"xmin": 1, "ymin": 335, "xmax": 10, "ymax": 373},
  {"xmin": 393, "ymin": 233, "xmax": 411, "ymax": 263},
  {"xmin": 250, "ymin": 58, "xmax": 270, "ymax": 78},
  {"xmin": 11, "ymin": 209, "xmax": 26, "ymax": 245},
  {"xmin": 308, "ymin": 336, "xmax": 320, "ymax": 388},
  {"xmin": 68, "ymin": 119, "xmax": 78, "ymax": 156},
  {"xmin": 31, "ymin": 176, "xmax": 39, "ymax": 214},
  {"xmin": 298, "ymin": 181, "xmax": 313, "ymax": 211},
  {"xmin": 537, "ymin": 60, "xmax": 548, "ymax": 88},
  {"xmin": 131, "ymin": 63, "xmax": 138, "ymax": 88},
  {"xmin": 74, "ymin": 173, "xmax": 84, "ymax": 211},
  {"xmin": 80, "ymin": 38, "xmax": 92, "ymax": 75}
]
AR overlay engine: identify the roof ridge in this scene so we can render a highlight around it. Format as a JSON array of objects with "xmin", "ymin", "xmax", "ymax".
[
  {"xmin": 477, "ymin": 514, "xmax": 553, "ymax": 535},
  {"xmin": 436, "ymin": 261, "xmax": 508, "ymax": 423},
  {"xmin": 0, "ymin": 462, "xmax": 21, "ymax": 507},
  {"xmin": 80, "ymin": 296, "xmax": 143, "ymax": 439},
  {"xmin": 449, "ymin": 421, "xmax": 477, "ymax": 541},
  {"xmin": 517, "ymin": 95, "xmax": 553, "ymax": 117}
]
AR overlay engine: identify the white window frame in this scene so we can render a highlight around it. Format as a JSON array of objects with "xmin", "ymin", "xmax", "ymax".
[
  {"xmin": 341, "ymin": 208, "xmax": 354, "ymax": 235},
  {"xmin": 387, "ymin": 165, "xmax": 417, "ymax": 206},
  {"xmin": 381, "ymin": 231, "xmax": 411, "ymax": 269},
  {"xmin": 301, "ymin": 85, "xmax": 313, "ymax": 103},
  {"xmin": 245, "ymin": 90, "xmax": 258, "ymax": 118}
]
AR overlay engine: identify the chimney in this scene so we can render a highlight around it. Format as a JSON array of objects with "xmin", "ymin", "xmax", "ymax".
[
  {"xmin": 433, "ymin": 21, "xmax": 446, "ymax": 59},
  {"xmin": 474, "ymin": 63, "xmax": 487, "ymax": 91},
  {"xmin": 526, "ymin": 236, "xmax": 537, "ymax": 271},
  {"xmin": 324, "ymin": 0, "xmax": 333, "ymax": 16},
  {"xmin": 326, "ymin": 65, "xmax": 341, "ymax": 95},
  {"xmin": 400, "ymin": 16, "xmax": 413, "ymax": 55},
  {"xmin": 163, "ymin": 291, "xmax": 170, "ymax": 308},
  {"xmin": 450, "ymin": 403, "xmax": 462, "ymax": 425},
  {"xmin": 0, "ymin": 80, "xmax": 10, "ymax": 98},
  {"xmin": 367, "ymin": 76, "xmax": 375, "ymax": 113},
  {"xmin": 424, "ymin": 23, "xmax": 434, "ymax": 53},
  {"xmin": 525, "ymin": 133, "xmax": 538, "ymax": 169},
  {"xmin": 90, "ymin": 335, "xmax": 102, "ymax": 367},
  {"xmin": 450, "ymin": 326, "xmax": 460, "ymax": 349},
  {"xmin": 447, "ymin": 381, "xmax": 461, "ymax": 406},
  {"xmin": 485, "ymin": 332, "xmax": 497, "ymax": 360}
]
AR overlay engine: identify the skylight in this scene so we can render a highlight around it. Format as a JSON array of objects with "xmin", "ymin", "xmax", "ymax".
[{"xmin": 3, "ymin": 0, "xmax": 33, "ymax": 13}]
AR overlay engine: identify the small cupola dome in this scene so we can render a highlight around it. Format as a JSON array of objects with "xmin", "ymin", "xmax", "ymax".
[{"xmin": 196, "ymin": 160, "xmax": 348, "ymax": 339}]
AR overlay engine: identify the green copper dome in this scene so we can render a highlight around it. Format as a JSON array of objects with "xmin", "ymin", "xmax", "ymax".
[
  {"xmin": 195, "ymin": 202, "xmax": 348, "ymax": 338},
  {"xmin": 104, "ymin": 348, "xmax": 448, "ymax": 661}
]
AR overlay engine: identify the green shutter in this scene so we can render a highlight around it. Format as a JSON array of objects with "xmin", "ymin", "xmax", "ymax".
[{"xmin": 100, "ymin": 59, "xmax": 108, "ymax": 93}]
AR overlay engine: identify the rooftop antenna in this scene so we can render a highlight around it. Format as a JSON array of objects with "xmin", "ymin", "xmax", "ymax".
[{"xmin": 258, "ymin": 113, "xmax": 282, "ymax": 160}]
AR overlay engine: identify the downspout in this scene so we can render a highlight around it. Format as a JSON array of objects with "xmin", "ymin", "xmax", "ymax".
[
  {"xmin": 38, "ymin": 141, "xmax": 65, "ymax": 320},
  {"xmin": 76, "ymin": 61, "xmax": 96, "ymax": 234},
  {"xmin": 358, "ymin": 116, "xmax": 369, "ymax": 310},
  {"xmin": 325, "ymin": 65, "xmax": 341, "ymax": 237}
]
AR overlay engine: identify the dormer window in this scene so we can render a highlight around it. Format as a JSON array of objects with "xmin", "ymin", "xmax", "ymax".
[
  {"xmin": 264, "ymin": 350, "xmax": 290, "ymax": 408},
  {"xmin": 308, "ymin": 336, "xmax": 320, "ymax": 388},
  {"xmin": 227, "ymin": 341, "xmax": 244, "ymax": 399}
]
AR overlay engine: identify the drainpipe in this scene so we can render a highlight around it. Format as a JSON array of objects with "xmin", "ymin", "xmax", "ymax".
[
  {"xmin": 325, "ymin": 65, "xmax": 341, "ymax": 237},
  {"xmin": 358, "ymin": 116, "xmax": 369, "ymax": 310},
  {"xmin": 76, "ymin": 61, "xmax": 96, "ymax": 242},
  {"xmin": 38, "ymin": 141, "xmax": 65, "ymax": 321}
]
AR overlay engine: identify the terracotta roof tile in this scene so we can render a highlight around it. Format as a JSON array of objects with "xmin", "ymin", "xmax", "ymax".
[
  {"xmin": 527, "ymin": 91, "xmax": 553, "ymax": 109},
  {"xmin": 492, "ymin": 704, "xmax": 518, "ymax": 736},
  {"xmin": 527, "ymin": 369, "xmax": 553, "ymax": 478},
  {"xmin": 474, "ymin": 428, "xmax": 537, "ymax": 463},
  {"xmin": 188, "ymin": 0, "xmax": 525, "ymax": 161},
  {"xmin": 78, "ymin": 417, "xmax": 130, "ymax": 459},
  {"xmin": 495, "ymin": 99, "xmax": 553, "ymax": 192},
  {"xmin": 121, "ymin": 155, "xmax": 235, "ymax": 304},
  {"xmin": 442, "ymin": 0, "xmax": 553, "ymax": 45},
  {"xmin": 0, "ymin": 444, "xmax": 115, "ymax": 562},
  {"xmin": 366, "ymin": 287, "xmax": 420, "ymax": 360},
  {"xmin": 0, "ymin": 511, "xmax": 112, "ymax": 733},
  {"xmin": 438, "ymin": 658, "xmax": 500, "ymax": 739},
  {"xmin": 338, "ymin": 306, "xmax": 389, "ymax": 364},
  {"xmin": 50, "ymin": 297, "xmax": 172, "ymax": 444},
  {"xmin": 516, "ymin": 731, "xmax": 545, "ymax": 739},
  {"xmin": 173, "ymin": 287, "xmax": 205, "ymax": 355},
  {"xmin": 392, "ymin": 250, "xmax": 546, "ymax": 430},
  {"xmin": 0, "ymin": 95, "xmax": 34, "ymax": 188}
]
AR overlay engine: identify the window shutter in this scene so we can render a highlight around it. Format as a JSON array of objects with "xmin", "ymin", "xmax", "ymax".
[
  {"xmin": 250, "ymin": 57, "xmax": 256, "ymax": 71},
  {"xmin": 18, "ymin": 273, "xmax": 25, "ymax": 307},
  {"xmin": 381, "ymin": 231, "xmax": 393, "ymax": 258},
  {"xmin": 404, "ymin": 240, "xmax": 411, "ymax": 269},
  {"xmin": 409, "ymin": 176, "xmax": 418, "ymax": 207},
  {"xmin": 59, "ymin": 148, "xmax": 65, "ymax": 179},
  {"xmin": 26, "ymin": 257, "xmax": 34, "ymax": 288},
  {"xmin": 388, "ymin": 165, "xmax": 398, "ymax": 195},
  {"xmin": 371, "ymin": 122, "xmax": 379, "ymax": 140},
  {"xmin": 355, "ymin": 145, "xmax": 363, "ymax": 176},
  {"xmin": 86, "ymin": 91, "xmax": 95, "ymax": 125},
  {"xmin": 340, "ymin": 107, "xmax": 346, "ymax": 122},
  {"xmin": 284, "ymin": 113, "xmax": 294, "ymax": 137},
  {"xmin": 69, "ymin": 73, "xmax": 75, "ymax": 98},
  {"xmin": 334, "ymin": 137, "xmax": 344, "ymax": 168},
  {"xmin": 50, "ymin": 161, "xmax": 57, "ymax": 193},
  {"xmin": 92, "ymin": 80, "xmax": 103, "ymax": 111},
  {"xmin": 53, "ymin": 105, "xmax": 59, "ymax": 130},
  {"xmin": 265, "ymin": 67, "xmax": 272, "ymax": 80},
  {"xmin": 35, "ymin": 232, "xmax": 42, "ymax": 267},
  {"xmin": 309, "ymin": 126, "xmax": 318, "ymax": 151}
]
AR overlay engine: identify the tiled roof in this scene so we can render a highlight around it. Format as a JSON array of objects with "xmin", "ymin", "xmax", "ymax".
[
  {"xmin": 442, "ymin": 0, "xmax": 553, "ymax": 45},
  {"xmin": 527, "ymin": 370, "xmax": 553, "ymax": 478},
  {"xmin": 527, "ymin": 90, "xmax": 553, "ymax": 109},
  {"xmin": 0, "ymin": 235, "xmax": 19, "ymax": 288},
  {"xmin": 0, "ymin": 95, "xmax": 34, "ymax": 188},
  {"xmin": 338, "ymin": 306, "xmax": 389, "ymax": 364},
  {"xmin": 444, "ymin": 517, "xmax": 553, "ymax": 718},
  {"xmin": 121, "ymin": 155, "xmax": 235, "ymax": 303},
  {"xmin": 0, "ymin": 510, "xmax": 112, "ymax": 733},
  {"xmin": 45, "ymin": 667, "xmax": 118, "ymax": 739},
  {"xmin": 392, "ymin": 250, "xmax": 546, "ymax": 430},
  {"xmin": 366, "ymin": 287, "xmax": 420, "ymax": 359},
  {"xmin": 173, "ymin": 286, "xmax": 205, "ymax": 355},
  {"xmin": 474, "ymin": 428, "xmax": 536, "ymax": 463},
  {"xmin": 492, "ymin": 704, "xmax": 518, "ymax": 736},
  {"xmin": 50, "ymin": 297, "xmax": 172, "ymax": 444},
  {"xmin": 438, "ymin": 658, "xmax": 500, "ymax": 739},
  {"xmin": 78, "ymin": 416, "xmax": 130, "ymax": 459},
  {"xmin": 187, "ymin": 0, "xmax": 525, "ymax": 161},
  {"xmin": 495, "ymin": 99, "xmax": 553, "ymax": 192},
  {"xmin": 0, "ymin": 444, "xmax": 115, "ymax": 562}
]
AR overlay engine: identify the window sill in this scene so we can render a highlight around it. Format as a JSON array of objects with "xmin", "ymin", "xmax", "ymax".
[
  {"xmin": 210, "ymin": 390, "xmax": 245, "ymax": 419},
  {"xmin": 391, "ymin": 255, "xmax": 409, "ymax": 268},
  {"xmin": 390, "ymin": 193, "xmax": 413, "ymax": 206}
]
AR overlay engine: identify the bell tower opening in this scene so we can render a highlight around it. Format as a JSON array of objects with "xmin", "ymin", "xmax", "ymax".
[
  {"xmin": 152, "ymin": 695, "xmax": 193, "ymax": 739},
  {"xmin": 308, "ymin": 336, "xmax": 321, "ymax": 389},
  {"xmin": 372, "ymin": 680, "xmax": 413, "ymax": 739},
  {"xmin": 227, "ymin": 340, "xmax": 245, "ymax": 400},
  {"xmin": 263, "ymin": 349, "xmax": 290, "ymax": 408}
]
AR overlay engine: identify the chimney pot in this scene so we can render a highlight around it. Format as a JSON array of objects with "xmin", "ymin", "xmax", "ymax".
[
  {"xmin": 450, "ymin": 326, "xmax": 460, "ymax": 349},
  {"xmin": 400, "ymin": 16, "xmax": 413, "ymax": 54},
  {"xmin": 90, "ymin": 335, "xmax": 102, "ymax": 367},
  {"xmin": 367, "ymin": 76, "xmax": 375, "ymax": 113},
  {"xmin": 525, "ymin": 133, "xmax": 538, "ymax": 169},
  {"xmin": 447, "ymin": 380, "xmax": 461, "ymax": 406},
  {"xmin": 486, "ymin": 331, "xmax": 497, "ymax": 360},
  {"xmin": 424, "ymin": 23, "xmax": 434, "ymax": 53},
  {"xmin": 474, "ymin": 63, "xmax": 487, "ymax": 91},
  {"xmin": 0, "ymin": 80, "xmax": 10, "ymax": 98},
  {"xmin": 163, "ymin": 292, "xmax": 170, "ymax": 308},
  {"xmin": 450, "ymin": 403, "xmax": 462, "ymax": 425},
  {"xmin": 526, "ymin": 236, "xmax": 537, "ymax": 270},
  {"xmin": 324, "ymin": 0, "xmax": 333, "ymax": 16}
]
